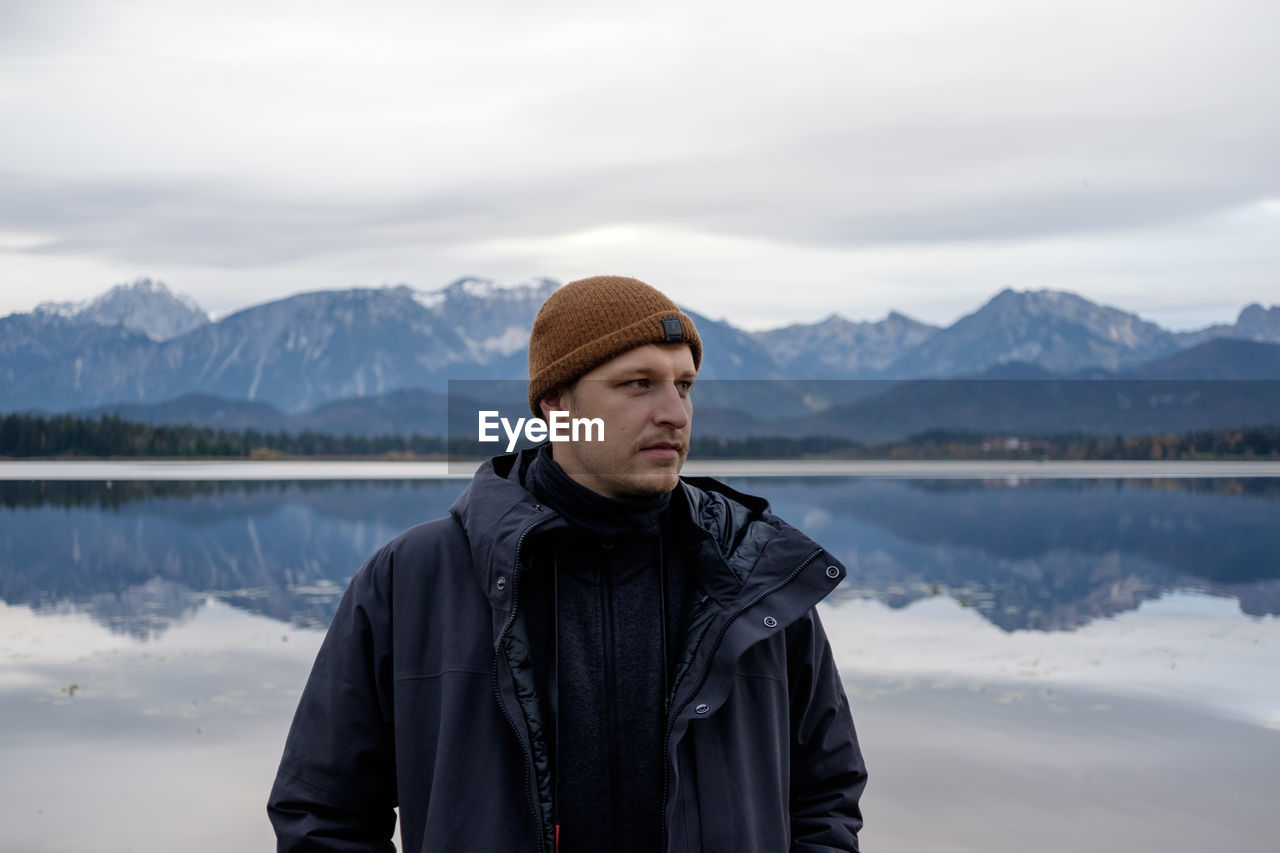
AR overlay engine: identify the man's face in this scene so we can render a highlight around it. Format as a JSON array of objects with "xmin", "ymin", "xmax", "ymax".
[{"xmin": 539, "ymin": 343, "xmax": 696, "ymax": 498}]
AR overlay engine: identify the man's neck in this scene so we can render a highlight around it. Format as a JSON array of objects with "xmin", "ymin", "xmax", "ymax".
[{"xmin": 527, "ymin": 445, "xmax": 670, "ymax": 536}]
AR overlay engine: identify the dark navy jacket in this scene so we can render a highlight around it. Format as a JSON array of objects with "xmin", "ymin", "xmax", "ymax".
[{"xmin": 268, "ymin": 450, "xmax": 867, "ymax": 852}]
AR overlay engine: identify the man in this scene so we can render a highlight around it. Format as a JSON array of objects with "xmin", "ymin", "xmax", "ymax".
[{"xmin": 268, "ymin": 276, "xmax": 867, "ymax": 852}]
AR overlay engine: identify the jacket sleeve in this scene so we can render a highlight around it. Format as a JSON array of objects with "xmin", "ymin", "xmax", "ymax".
[
  {"xmin": 267, "ymin": 546, "xmax": 399, "ymax": 852},
  {"xmin": 787, "ymin": 608, "xmax": 868, "ymax": 853}
]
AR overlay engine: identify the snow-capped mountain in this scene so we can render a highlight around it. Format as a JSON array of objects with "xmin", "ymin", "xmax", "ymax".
[
  {"xmin": 35, "ymin": 277, "xmax": 209, "ymax": 341},
  {"xmin": 753, "ymin": 311, "xmax": 939, "ymax": 378},
  {"xmin": 174, "ymin": 277, "xmax": 560, "ymax": 411},
  {"xmin": 883, "ymin": 289, "xmax": 1182, "ymax": 377},
  {"xmin": 1235, "ymin": 303, "xmax": 1280, "ymax": 342},
  {"xmin": 1173, "ymin": 303, "xmax": 1280, "ymax": 349}
]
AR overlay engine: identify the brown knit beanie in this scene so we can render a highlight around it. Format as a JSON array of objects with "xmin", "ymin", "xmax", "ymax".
[{"xmin": 527, "ymin": 275, "xmax": 702, "ymax": 416}]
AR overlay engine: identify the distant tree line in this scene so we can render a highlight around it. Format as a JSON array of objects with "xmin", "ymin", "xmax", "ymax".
[
  {"xmin": 837, "ymin": 428, "xmax": 1280, "ymax": 461},
  {"xmin": 694, "ymin": 429, "xmax": 1278, "ymax": 460},
  {"xmin": 2, "ymin": 412, "xmax": 1278, "ymax": 460},
  {"xmin": 689, "ymin": 435, "xmax": 855, "ymax": 458},
  {"xmin": 0, "ymin": 478, "xmax": 440, "ymax": 511},
  {"xmin": 0, "ymin": 413, "xmax": 456, "ymax": 458}
]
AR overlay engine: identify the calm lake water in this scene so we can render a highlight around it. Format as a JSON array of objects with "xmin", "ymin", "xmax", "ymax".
[{"xmin": 2, "ymin": 470, "xmax": 1278, "ymax": 852}]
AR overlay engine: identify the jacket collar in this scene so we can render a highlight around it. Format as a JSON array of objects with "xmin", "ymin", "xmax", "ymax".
[
  {"xmin": 450, "ymin": 449, "xmax": 837, "ymax": 613},
  {"xmin": 449, "ymin": 450, "xmax": 563, "ymax": 613}
]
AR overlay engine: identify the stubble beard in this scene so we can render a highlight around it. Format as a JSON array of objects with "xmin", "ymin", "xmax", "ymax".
[{"xmin": 619, "ymin": 437, "xmax": 687, "ymax": 496}]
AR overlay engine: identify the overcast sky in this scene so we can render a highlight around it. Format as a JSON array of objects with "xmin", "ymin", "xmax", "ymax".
[{"xmin": 1, "ymin": 0, "xmax": 1276, "ymax": 330}]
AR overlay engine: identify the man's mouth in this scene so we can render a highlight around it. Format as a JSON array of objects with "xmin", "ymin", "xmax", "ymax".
[{"xmin": 640, "ymin": 441, "xmax": 684, "ymax": 459}]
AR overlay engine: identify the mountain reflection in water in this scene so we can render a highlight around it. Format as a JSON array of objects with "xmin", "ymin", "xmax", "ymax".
[
  {"xmin": 1, "ymin": 477, "xmax": 1276, "ymax": 637},
  {"xmin": 3, "ymin": 475, "xmax": 1278, "ymax": 853}
]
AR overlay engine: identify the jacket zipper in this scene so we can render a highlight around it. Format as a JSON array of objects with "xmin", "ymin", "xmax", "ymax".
[
  {"xmin": 492, "ymin": 514, "xmax": 556, "ymax": 853},
  {"xmin": 600, "ymin": 553, "xmax": 622, "ymax": 845},
  {"xmin": 658, "ymin": 547, "xmax": 823, "ymax": 853}
]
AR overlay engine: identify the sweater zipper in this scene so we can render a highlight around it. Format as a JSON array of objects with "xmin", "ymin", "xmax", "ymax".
[
  {"xmin": 492, "ymin": 514, "xmax": 555, "ymax": 853},
  {"xmin": 658, "ymin": 547, "xmax": 823, "ymax": 853}
]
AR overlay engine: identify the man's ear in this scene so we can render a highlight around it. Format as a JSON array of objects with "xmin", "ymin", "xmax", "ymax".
[{"xmin": 538, "ymin": 387, "xmax": 569, "ymax": 422}]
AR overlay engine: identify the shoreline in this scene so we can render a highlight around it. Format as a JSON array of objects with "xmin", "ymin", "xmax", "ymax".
[{"xmin": 3, "ymin": 458, "xmax": 1280, "ymax": 480}]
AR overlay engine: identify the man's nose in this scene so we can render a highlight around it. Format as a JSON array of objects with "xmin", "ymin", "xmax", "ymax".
[{"xmin": 653, "ymin": 383, "xmax": 690, "ymax": 429}]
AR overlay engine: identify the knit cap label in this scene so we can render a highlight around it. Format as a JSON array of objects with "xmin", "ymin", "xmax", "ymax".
[{"xmin": 661, "ymin": 317, "xmax": 683, "ymax": 342}]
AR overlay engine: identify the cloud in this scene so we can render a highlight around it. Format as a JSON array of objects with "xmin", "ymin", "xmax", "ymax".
[{"xmin": 0, "ymin": 0, "xmax": 1277, "ymax": 324}]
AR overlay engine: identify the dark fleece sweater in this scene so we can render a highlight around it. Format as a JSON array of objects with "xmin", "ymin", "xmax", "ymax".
[{"xmin": 522, "ymin": 447, "xmax": 689, "ymax": 853}]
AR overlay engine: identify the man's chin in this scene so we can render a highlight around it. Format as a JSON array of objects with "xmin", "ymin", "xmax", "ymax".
[{"xmin": 618, "ymin": 468, "xmax": 682, "ymax": 497}]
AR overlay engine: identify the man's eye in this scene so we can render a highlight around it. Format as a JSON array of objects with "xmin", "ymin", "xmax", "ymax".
[
  {"xmin": 678, "ymin": 381, "xmax": 694, "ymax": 393},
  {"xmin": 626, "ymin": 378, "xmax": 650, "ymax": 389}
]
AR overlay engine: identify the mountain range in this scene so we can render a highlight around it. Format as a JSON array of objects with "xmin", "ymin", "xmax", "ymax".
[{"xmin": 2, "ymin": 277, "xmax": 1278, "ymax": 440}]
